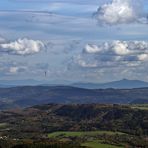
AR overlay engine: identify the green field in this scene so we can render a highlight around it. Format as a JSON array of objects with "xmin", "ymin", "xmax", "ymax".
[
  {"xmin": 0, "ymin": 123, "xmax": 8, "ymax": 129},
  {"xmin": 82, "ymin": 141, "xmax": 123, "ymax": 148},
  {"xmin": 131, "ymin": 104, "xmax": 148, "ymax": 110},
  {"xmin": 48, "ymin": 131, "xmax": 125, "ymax": 138},
  {"xmin": 48, "ymin": 131, "xmax": 125, "ymax": 148}
]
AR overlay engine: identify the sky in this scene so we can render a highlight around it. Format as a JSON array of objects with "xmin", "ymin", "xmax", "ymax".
[{"xmin": 0, "ymin": 0, "xmax": 148, "ymax": 83}]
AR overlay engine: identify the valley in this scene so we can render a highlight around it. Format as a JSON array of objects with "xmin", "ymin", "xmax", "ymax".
[{"xmin": 0, "ymin": 104, "xmax": 147, "ymax": 148}]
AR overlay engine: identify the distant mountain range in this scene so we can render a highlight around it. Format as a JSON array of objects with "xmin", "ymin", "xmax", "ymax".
[
  {"xmin": 0, "ymin": 79, "xmax": 45, "ymax": 87},
  {"xmin": 0, "ymin": 79, "xmax": 148, "ymax": 110},
  {"xmin": 72, "ymin": 79, "xmax": 148, "ymax": 89},
  {"xmin": 0, "ymin": 86, "xmax": 148, "ymax": 110},
  {"xmin": 1, "ymin": 79, "xmax": 148, "ymax": 89},
  {"xmin": 0, "ymin": 79, "xmax": 71, "ymax": 88}
]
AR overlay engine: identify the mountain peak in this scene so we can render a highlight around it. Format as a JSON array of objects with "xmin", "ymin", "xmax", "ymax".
[
  {"xmin": 73, "ymin": 79, "xmax": 148, "ymax": 89},
  {"xmin": 121, "ymin": 78, "xmax": 129, "ymax": 81}
]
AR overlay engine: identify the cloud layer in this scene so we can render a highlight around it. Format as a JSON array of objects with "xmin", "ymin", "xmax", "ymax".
[
  {"xmin": 74, "ymin": 40, "xmax": 148, "ymax": 69},
  {"xmin": 0, "ymin": 38, "xmax": 44, "ymax": 55},
  {"xmin": 0, "ymin": 0, "xmax": 148, "ymax": 82},
  {"xmin": 84, "ymin": 41, "xmax": 148, "ymax": 57},
  {"xmin": 95, "ymin": 0, "xmax": 147, "ymax": 25}
]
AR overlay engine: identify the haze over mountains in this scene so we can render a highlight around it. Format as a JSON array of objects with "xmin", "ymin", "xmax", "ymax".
[
  {"xmin": 0, "ymin": 85, "xmax": 148, "ymax": 110},
  {"xmin": 1, "ymin": 79, "xmax": 148, "ymax": 89},
  {"xmin": 72, "ymin": 79, "xmax": 148, "ymax": 89},
  {"xmin": 0, "ymin": 79, "xmax": 148, "ymax": 110}
]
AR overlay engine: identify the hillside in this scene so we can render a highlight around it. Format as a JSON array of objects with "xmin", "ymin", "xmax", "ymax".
[
  {"xmin": 0, "ymin": 104, "xmax": 147, "ymax": 147},
  {"xmin": 0, "ymin": 86, "xmax": 148, "ymax": 110}
]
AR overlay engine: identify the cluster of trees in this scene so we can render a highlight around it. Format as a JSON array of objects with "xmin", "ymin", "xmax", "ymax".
[
  {"xmin": 94, "ymin": 134, "xmax": 148, "ymax": 147},
  {"xmin": 46, "ymin": 104, "xmax": 148, "ymax": 136},
  {"xmin": 0, "ymin": 140, "xmax": 85, "ymax": 148},
  {"xmin": 1, "ymin": 104, "xmax": 148, "ymax": 137}
]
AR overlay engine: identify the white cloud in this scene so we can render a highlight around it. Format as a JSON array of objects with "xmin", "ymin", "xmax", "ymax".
[
  {"xmin": 0, "ymin": 61, "xmax": 28, "ymax": 76},
  {"xmin": 111, "ymin": 40, "xmax": 131, "ymax": 55},
  {"xmin": 84, "ymin": 44, "xmax": 103, "ymax": 54},
  {"xmin": 95, "ymin": 0, "xmax": 147, "ymax": 25},
  {"xmin": 84, "ymin": 40, "xmax": 148, "ymax": 57},
  {"xmin": 75, "ymin": 55, "xmax": 98, "ymax": 68},
  {"xmin": 9, "ymin": 67, "xmax": 19, "ymax": 74},
  {"xmin": 0, "ymin": 38, "xmax": 45, "ymax": 55},
  {"xmin": 76, "ymin": 40, "xmax": 148, "ymax": 69},
  {"xmin": 137, "ymin": 54, "xmax": 148, "ymax": 61}
]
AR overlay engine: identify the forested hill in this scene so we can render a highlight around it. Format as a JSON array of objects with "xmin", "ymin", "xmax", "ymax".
[
  {"xmin": 0, "ymin": 104, "xmax": 147, "ymax": 147},
  {"xmin": 0, "ymin": 86, "xmax": 148, "ymax": 110},
  {"xmin": 0, "ymin": 104, "xmax": 147, "ymax": 137}
]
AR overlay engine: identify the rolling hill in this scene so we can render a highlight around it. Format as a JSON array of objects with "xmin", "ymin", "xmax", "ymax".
[{"xmin": 0, "ymin": 86, "xmax": 148, "ymax": 110}]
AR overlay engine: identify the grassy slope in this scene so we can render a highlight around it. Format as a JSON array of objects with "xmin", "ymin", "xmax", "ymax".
[
  {"xmin": 0, "ymin": 123, "xmax": 8, "ymax": 129},
  {"xmin": 82, "ymin": 141, "xmax": 123, "ymax": 148},
  {"xmin": 48, "ymin": 131, "xmax": 125, "ymax": 138},
  {"xmin": 48, "ymin": 131, "xmax": 125, "ymax": 148},
  {"xmin": 131, "ymin": 104, "xmax": 148, "ymax": 110}
]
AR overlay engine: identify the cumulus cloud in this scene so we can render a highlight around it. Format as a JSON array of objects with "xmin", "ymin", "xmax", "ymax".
[
  {"xmin": 74, "ymin": 55, "xmax": 98, "ymax": 68},
  {"xmin": 95, "ymin": 0, "xmax": 147, "ymax": 25},
  {"xmin": 9, "ymin": 67, "xmax": 19, "ymax": 74},
  {"xmin": 0, "ymin": 38, "xmax": 45, "ymax": 55},
  {"xmin": 0, "ymin": 61, "xmax": 28, "ymax": 76},
  {"xmin": 75, "ymin": 40, "xmax": 148, "ymax": 69},
  {"xmin": 84, "ymin": 40, "xmax": 148, "ymax": 56},
  {"xmin": 137, "ymin": 54, "xmax": 148, "ymax": 61},
  {"xmin": 84, "ymin": 44, "xmax": 103, "ymax": 54},
  {"xmin": 111, "ymin": 40, "xmax": 131, "ymax": 55}
]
